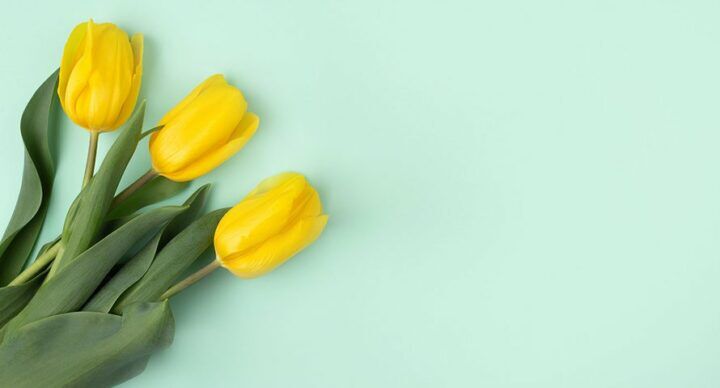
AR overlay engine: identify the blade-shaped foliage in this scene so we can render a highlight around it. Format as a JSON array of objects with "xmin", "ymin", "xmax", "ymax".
[
  {"xmin": 84, "ymin": 185, "xmax": 211, "ymax": 313},
  {"xmin": 114, "ymin": 208, "xmax": 228, "ymax": 312},
  {"xmin": 0, "ymin": 271, "xmax": 46, "ymax": 327},
  {"xmin": 4, "ymin": 205, "xmax": 186, "ymax": 336},
  {"xmin": 106, "ymin": 175, "xmax": 189, "ymax": 221},
  {"xmin": 0, "ymin": 301, "xmax": 174, "ymax": 388},
  {"xmin": 159, "ymin": 184, "xmax": 211, "ymax": 247},
  {"xmin": 55, "ymin": 102, "xmax": 146, "ymax": 274},
  {"xmin": 0, "ymin": 237, "xmax": 61, "ymax": 327},
  {"xmin": 82, "ymin": 235, "xmax": 161, "ymax": 314},
  {"xmin": 0, "ymin": 71, "xmax": 58, "ymax": 284}
]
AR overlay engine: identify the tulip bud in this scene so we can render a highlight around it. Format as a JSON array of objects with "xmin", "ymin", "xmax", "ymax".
[
  {"xmin": 214, "ymin": 173, "xmax": 328, "ymax": 278},
  {"xmin": 149, "ymin": 74, "xmax": 259, "ymax": 182},
  {"xmin": 58, "ymin": 20, "xmax": 143, "ymax": 131}
]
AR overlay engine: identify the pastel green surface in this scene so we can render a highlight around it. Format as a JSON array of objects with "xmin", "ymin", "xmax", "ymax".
[{"xmin": 0, "ymin": 0, "xmax": 719, "ymax": 387}]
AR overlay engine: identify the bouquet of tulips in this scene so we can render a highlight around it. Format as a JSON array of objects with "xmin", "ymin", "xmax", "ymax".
[{"xmin": 0, "ymin": 20, "xmax": 328, "ymax": 387}]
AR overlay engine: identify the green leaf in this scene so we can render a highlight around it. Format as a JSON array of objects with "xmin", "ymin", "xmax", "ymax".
[
  {"xmin": 0, "ymin": 301, "xmax": 173, "ymax": 388},
  {"xmin": 106, "ymin": 176, "xmax": 190, "ymax": 221},
  {"xmin": 84, "ymin": 185, "xmax": 212, "ymax": 313},
  {"xmin": 55, "ymin": 102, "xmax": 146, "ymax": 273},
  {"xmin": 0, "ymin": 271, "xmax": 46, "ymax": 327},
  {"xmin": 159, "ymin": 184, "xmax": 211, "ymax": 247},
  {"xmin": 0, "ymin": 237, "xmax": 62, "ymax": 327},
  {"xmin": 0, "ymin": 71, "xmax": 59, "ymax": 284},
  {"xmin": 4, "ymin": 205, "xmax": 185, "ymax": 336},
  {"xmin": 82, "ymin": 235, "xmax": 161, "ymax": 314},
  {"xmin": 114, "ymin": 208, "xmax": 228, "ymax": 312}
]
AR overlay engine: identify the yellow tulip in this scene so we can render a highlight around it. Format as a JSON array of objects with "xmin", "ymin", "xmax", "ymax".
[
  {"xmin": 58, "ymin": 20, "xmax": 143, "ymax": 132},
  {"xmin": 214, "ymin": 172, "xmax": 328, "ymax": 278},
  {"xmin": 149, "ymin": 74, "xmax": 259, "ymax": 182}
]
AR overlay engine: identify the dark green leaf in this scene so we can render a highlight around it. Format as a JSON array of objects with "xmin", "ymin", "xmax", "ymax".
[
  {"xmin": 84, "ymin": 185, "xmax": 212, "ymax": 314},
  {"xmin": 0, "ymin": 271, "xmax": 46, "ymax": 327},
  {"xmin": 55, "ymin": 102, "xmax": 146, "ymax": 273},
  {"xmin": 82, "ymin": 235, "xmax": 161, "ymax": 314},
  {"xmin": 4, "ymin": 205, "xmax": 185, "ymax": 335},
  {"xmin": 159, "ymin": 184, "xmax": 211, "ymax": 247},
  {"xmin": 0, "ymin": 71, "xmax": 59, "ymax": 284},
  {"xmin": 106, "ymin": 176, "xmax": 189, "ymax": 220},
  {"xmin": 114, "ymin": 208, "xmax": 228, "ymax": 312},
  {"xmin": 0, "ymin": 301, "xmax": 173, "ymax": 388},
  {"xmin": 60, "ymin": 194, "xmax": 81, "ymax": 242}
]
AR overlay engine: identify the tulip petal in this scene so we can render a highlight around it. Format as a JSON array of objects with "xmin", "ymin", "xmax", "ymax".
[
  {"xmin": 58, "ymin": 21, "xmax": 89, "ymax": 109},
  {"xmin": 85, "ymin": 24, "xmax": 134, "ymax": 130},
  {"xmin": 294, "ymin": 185, "xmax": 324, "ymax": 219},
  {"xmin": 219, "ymin": 215, "xmax": 328, "ymax": 278},
  {"xmin": 64, "ymin": 20, "xmax": 95, "ymax": 128},
  {"xmin": 158, "ymin": 74, "xmax": 228, "ymax": 126},
  {"xmin": 113, "ymin": 33, "xmax": 143, "ymax": 129},
  {"xmin": 157, "ymin": 112, "xmax": 259, "ymax": 182},
  {"xmin": 214, "ymin": 173, "xmax": 307, "ymax": 258},
  {"xmin": 248, "ymin": 172, "xmax": 305, "ymax": 196}
]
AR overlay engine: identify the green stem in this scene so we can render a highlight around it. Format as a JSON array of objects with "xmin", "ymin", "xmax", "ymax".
[
  {"xmin": 82, "ymin": 131, "xmax": 100, "ymax": 188},
  {"xmin": 8, "ymin": 243, "xmax": 62, "ymax": 286},
  {"xmin": 161, "ymin": 260, "xmax": 221, "ymax": 299},
  {"xmin": 112, "ymin": 169, "xmax": 158, "ymax": 207},
  {"xmin": 45, "ymin": 245, "xmax": 64, "ymax": 280}
]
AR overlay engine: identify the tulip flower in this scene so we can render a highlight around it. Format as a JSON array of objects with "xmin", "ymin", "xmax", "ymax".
[
  {"xmin": 160, "ymin": 173, "xmax": 328, "ymax": 299},
  {"xmin": 58, "ymin": 20, "xmax": 143, "ymax": 132},
  {"xmin": 214, "ymin": 172, "xmax": 328, "ymax": 278},
  {"xmin": 149, "ymin": 74, "xmax": 259, "ymax": 182}
]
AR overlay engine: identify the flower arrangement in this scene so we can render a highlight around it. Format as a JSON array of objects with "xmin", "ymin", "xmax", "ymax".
[{"xmin": 0, "ymin": 20, "xmax": 328, "ymax": 387}]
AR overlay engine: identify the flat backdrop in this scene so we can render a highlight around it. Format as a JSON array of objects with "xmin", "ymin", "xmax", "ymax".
[{"xmin": 1, "ymin": 1, "xmax": 720, "ymax": 387}]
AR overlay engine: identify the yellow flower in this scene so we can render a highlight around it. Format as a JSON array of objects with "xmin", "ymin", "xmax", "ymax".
[
  {"xmin": 149, "ymin": 74, "xmax": 259, "ymax": 182},
  {"xmin": 214, "ymin": 173, "xmax": 328, "ymax": 278},
  {"xmin": 58, "ymin": 20, "xmax": 143, "ymax": 132}
]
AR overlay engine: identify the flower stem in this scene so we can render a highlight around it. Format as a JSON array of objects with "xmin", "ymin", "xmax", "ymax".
[
  {"xmin": 8, "ymin": 242, "xmax": 62, "ymax": 286},
  {"xmin": 45, "ymin": 245, "xmax": 65, "ymax": 280},
  {"xmin": 161, "ymin": 260, "xmax": 222, "ymax": 300},
  {"xmin": 82, "ymin": 131, "xmax": 100, "ymax": 188},
  {"xmin": 112, "ymin": 169, "xmax": 158, "ymax": 207}
]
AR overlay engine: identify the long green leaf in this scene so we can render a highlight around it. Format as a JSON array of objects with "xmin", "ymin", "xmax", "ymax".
[
  {"xmin": 159, "ymin": 184, "xmax": 211, "ymax": 247},
  {"xmin": 0, "ymin": 271, "xmax": 46, "ymax": 327},
  {"xmin": 84, "ymin": 185, "xmax": 211, "ymax": 313},
  {"xmin": 55, "ymin": 102, "xmax": 146, "ymax": 273},
  {"xmin": 4, "ymin": 205, "xmax": 185, "ymax": 336},
  {"xmin": 0, "ymin": 301, "xmax": 173, "ymax": 387},
  {"xmin": 114, "ymin": 208, "xmax": 228, "ymax": 312},
  {"xmin": 106, "ymin": 176, "xmax": 189, "ymax": 220},
  {"xmin": 82, "ymin": 235, "xmax": 161, "ymax": 314},
  {"xmin": 0, "ymin": 237, "xmax": 62, "ymax": 327},
  {"xmin": 0, "ymin": 72, "xmax": 58, "ymax": 284}
]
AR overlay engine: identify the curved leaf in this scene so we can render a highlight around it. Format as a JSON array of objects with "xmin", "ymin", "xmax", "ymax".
[
  {"xmin": 0, "ymin": 270, "xmax": 46, "ymax": 327},
  {"xmin": 114, "ymin": 208, "xmax": 228, "ymax": 312},
  {"xmin": 106, "ymin": 176, "xmax": 189, "ymax": 221},
  {"xmin": 54, "ymin": 102, "xmax": 146, "ymax": 274},
  {"xmin": 0, "ymin": 71, "xmax": 59, "ymax": 284},
  {"xmin": 4, "ymin": 205, "xmax": 185, "ymax": 335},
  {"xmin": 0, "ymin": 301, "xmax": 174, "ymax": 388},
  {"xmin": 82, "ymin": 235, "xmax": 161, "ymax": 314},
  {"xmin": 84, "ymin": 185, "xmax": 212, "ymax": 313},
  {"xmin": 159, "ymin": 184, "xmax": 211, "ymax": 247}
]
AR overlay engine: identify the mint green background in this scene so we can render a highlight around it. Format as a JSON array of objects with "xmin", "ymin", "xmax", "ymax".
[{"xmin": 1, "ymin": 0, "xmax": 720, "ymax": 387}]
